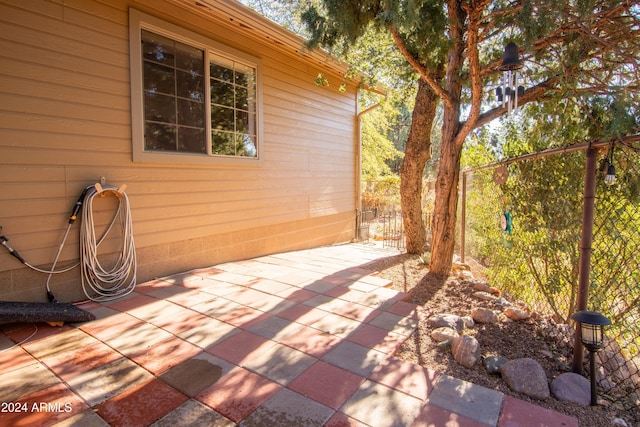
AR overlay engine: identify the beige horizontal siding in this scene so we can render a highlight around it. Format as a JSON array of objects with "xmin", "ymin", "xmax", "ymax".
[{"xmin": 0, "ymin": 0, "xmax": 359, "ymax": 302}]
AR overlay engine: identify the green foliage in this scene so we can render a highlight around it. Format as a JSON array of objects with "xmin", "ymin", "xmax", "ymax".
[
  {"xmin": 494, "ymin": 154, "xmax": 584, "ymax": 320},
  {"xmin": 361, "ymin": 94, "xmax": 404, "ymax": 210},
  {"xmin": 465, "ymin": 94, "xmax": 640, "ymax": 325},
  {"xmin": 462, "ymin": 132, "xmax": 498, "ymax": 169},
  {"xmin": 361, "ymin": 101, "xmax": 404, "ymax": 181},
  {"xmin": 314, "ymin": 73, "xmax": 330, "ymax": 87},
  {"xmin": 303, "ymin": 0, "xmax": 449, "ymax": 70},
  {"xmin": 240, "ymin": 0, "xmax": 318, "ymax": 37},
  {"xmin": 362, "ymin": 175, "xmax": 402, "ymax": 211}
]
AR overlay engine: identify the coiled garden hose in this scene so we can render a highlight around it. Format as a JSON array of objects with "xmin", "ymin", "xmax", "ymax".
[
  {"xmin": 79, "ymin": 185, "xmax": 137, "ymax": 301},
  {"xmin": 1, "ymin": 183, "xmax": 136, "ymax": 302}
]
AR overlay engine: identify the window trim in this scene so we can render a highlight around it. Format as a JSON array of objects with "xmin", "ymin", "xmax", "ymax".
[{"xmin": 129, "ymin": 8, "xmax": 264, "ymax": 166}]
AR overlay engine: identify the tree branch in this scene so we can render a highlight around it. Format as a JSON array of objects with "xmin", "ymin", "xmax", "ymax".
[
  {"xmin": 473, "ymin": 3, "xmax": 640, "ymax": 131},
  {"xmin": 473, "ymin": 76, "xmax": 559, "ymax": 129},
  {"xmin": 387, "ymin": 25, "xmax": 453, "ymax": 110},
  {"xmin": 478, "ymin": 1, "xmax": 522, "ymax": 41},
  {"xmin": 443, "ymin": 0, "xmax": 467, "ymax": 115},
  {"xmin": 454, "ymin": 1, "xmax": 487, "ymax": 147}
]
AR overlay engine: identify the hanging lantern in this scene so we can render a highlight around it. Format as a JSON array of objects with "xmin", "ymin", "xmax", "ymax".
[
  {"xmin": 498, "ymin": 42, "xmax": 523, "ymax": 115},
  {"xmin": 604, "ymin": 145, "xmax": 616, "ymax": 186}
]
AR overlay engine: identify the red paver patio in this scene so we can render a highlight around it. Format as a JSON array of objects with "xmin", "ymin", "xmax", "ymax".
[
  {"xmin": 0, "ymin": 244, "xmax": 579, "ymax": 426},
  {"xmin": 94, "ymin": 379, "xmax": 188, "ymax": 427},
  {"xmin": 288, "ymin": 360, "xmax": 365, "ymax": 410},
  {"xmin": 195, "ymin": 367, "xmax": 281, "ymax": 423},
  {"xmin": 206, "ymin": 330, "xmax": 275, "ymax": 365}
]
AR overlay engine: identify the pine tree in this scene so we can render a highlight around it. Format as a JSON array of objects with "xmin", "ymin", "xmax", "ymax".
[{"xmin": 303, "ymin": 0, "xmax": 640, "ymax": 275}]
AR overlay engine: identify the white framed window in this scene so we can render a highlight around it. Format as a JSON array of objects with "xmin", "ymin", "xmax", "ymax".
[{"xmin": 129, "ymin": 9, "xmax": 263, "ymax": 165}]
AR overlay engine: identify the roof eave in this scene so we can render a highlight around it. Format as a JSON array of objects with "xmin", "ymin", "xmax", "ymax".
[{"xmin": 192, "ymin": 0, "xmax": 349, "ymax": 76}]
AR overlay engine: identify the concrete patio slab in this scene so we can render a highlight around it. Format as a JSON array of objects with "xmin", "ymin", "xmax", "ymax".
[
  {"xmin": 123, "ymin": 298, "xmax": 186, "ymax": 324},
  {"xmin": 22, "ymin": 327, "xmax": 98, "ymax": 359},
  {"xmin": 149, "ymin": 307, "xmax": 208, "ymax": 335},
  {"xmin": 275, "ymin": 302, "xmax": 329, "ymax": 326},
  {"xmin": 206, "ymin": 330, "xmax": 276, "ymax": 365},
  {"xmin": 50, "ymin": 409, "xmax": 110, "ymax": 427},
  {"xmin": 190, "ymin": 297, "xmax": 242, "ymax": 318},
  {"xmin": 159, "ymin": 353, "xmax": 234, "ymax": 397},
  {"xmin": 368, "ymin": 310, "xmax": 418, "ymax": 336},
  {"xmin": 246, "ymin": 315, "xmax": 303, "ymax": 341},
  {"xmin": 0, "ymin": 333, "xmax": 34, "ymax": 371},
  {"xmin": 368, "ymin": 356, "xmax": 440, "ymax": 401},
  {"xmin": 426, "ymin": 374, "xmax": 504, "ymax": 426},
  {"xmin": 101, "ymin": 321, "xmax": 174, "ymax": 355},
  {"xmin": 65, "ymin": 357, "xmax": 153, "ymax": 406},
  {"xmin": 41, "ymin": 341, "xmax": 123, "ymax": 382},
  {"xmin": 0, "ymin": 361, "xmax": 61, "ymax": 402},
  {"xmin": 279, "ymin": 325, "xmax": 342, "ymax": 358},
  {"xmin": 176, "ymin": 316, "xmax": 238, "ymax": 349},
  {"xmin": 321, "ymin": 340, "xmax": 387, "ymax": 377},
  {"xmin": 347, "ymin": 323, "xmax": 405, "ymax": 354},
  {"xmin": 242, "ymin": 343, "xmax": 317, "ymax": 386},
  {"xmin": 339, "ymin": 380, "xmax": 424, "ymax": 427},
  {"xmin": 0, "ymin": 383, "xmax": 88, "ymax": 427},
  {"xmin": 310, "ymin": 312, "xmax": 363, "ymax": 338},
  {"xmin": 412, "ymin": 403, "xmax": 489, "ymax": 427},
  {"xmin": 127, "ymin": 335, "xmax": 201, "ymax": 375},
  {"xmin": 150, "ymin": 399, "xmax": 234, "ymax": 427},
  {"xmin": 239, "ymin": 388, "xmax": 334, "ymax": 427}
]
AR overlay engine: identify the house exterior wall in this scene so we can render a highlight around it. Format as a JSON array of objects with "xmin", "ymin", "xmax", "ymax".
[{"xmin": 0, "ymin": 0, "xmax": 359, "ymax": 302}]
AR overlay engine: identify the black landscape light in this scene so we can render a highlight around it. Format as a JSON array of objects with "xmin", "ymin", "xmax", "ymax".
[{"xmin": 571, "ymin": 310, "xmax": 612, "ymax": 405}]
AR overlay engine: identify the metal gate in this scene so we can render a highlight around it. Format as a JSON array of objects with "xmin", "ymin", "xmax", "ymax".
[{"xmin": 382, "ymin": 211, "xmax": 405, "ymax": 250}]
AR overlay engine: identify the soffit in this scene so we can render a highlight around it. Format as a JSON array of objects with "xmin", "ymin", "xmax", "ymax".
[{"xmin": 173, "ymin": 0, "xmax": 349, "ymax": 78}]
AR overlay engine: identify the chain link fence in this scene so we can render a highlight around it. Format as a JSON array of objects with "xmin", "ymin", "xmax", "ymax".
[
  {"xmin": 459, "ymin": 140, "xmax": 639, "ymax": 418},
  {"xmin": 591, "ymin": 143, "xmax": 640, "ymax": 414}
]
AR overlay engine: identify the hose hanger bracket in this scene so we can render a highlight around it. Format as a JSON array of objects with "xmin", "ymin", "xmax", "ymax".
[{"xmin": 94, "ymin": 183, "xmax": 127, "ymax": 198}]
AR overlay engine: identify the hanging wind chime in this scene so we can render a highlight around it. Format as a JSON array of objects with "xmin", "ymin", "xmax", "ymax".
[{"xmin": 496, "ymin": 42, "xmax": 524, "ymax": 115}]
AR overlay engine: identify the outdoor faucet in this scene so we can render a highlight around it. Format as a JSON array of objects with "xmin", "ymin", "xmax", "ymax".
[{"xmin": 1, "ymin": 235, "xmax": 26, "ymax": 264}]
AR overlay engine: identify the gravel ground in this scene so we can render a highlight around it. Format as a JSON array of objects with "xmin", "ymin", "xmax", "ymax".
[{"xmin": 362, "ymin": 253, "xmax": 636, "ymax": 427}]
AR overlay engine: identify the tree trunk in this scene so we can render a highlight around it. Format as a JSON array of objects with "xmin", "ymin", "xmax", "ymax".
[
  {"xmin": 427, "ymin": 1, "xmax": 467, "ymax": 276},
  {"xmin": 429, "ymin": 109, "xmax": 464, "ymax": 275},
  {"xmin": 400, "ymin": 78, "xmax": 439, "ymax": 254}
]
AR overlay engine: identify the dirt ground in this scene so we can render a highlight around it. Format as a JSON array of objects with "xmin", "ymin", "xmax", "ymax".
[{"xmin": 362, "ymin": 253, "xmax": 636, "ymax": 427}]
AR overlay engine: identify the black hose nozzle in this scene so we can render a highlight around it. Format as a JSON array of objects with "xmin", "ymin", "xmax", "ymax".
[
  {"xmin": 69, "ymin": 201, "xmax": 82, "ymax": 224},
  {"xmin": 69, "ymin": 186, "xmax": 92, "ymax": 224},
  {"xmin": 0, "ymin": 235, "xmax": 26, "ymax": 264}
]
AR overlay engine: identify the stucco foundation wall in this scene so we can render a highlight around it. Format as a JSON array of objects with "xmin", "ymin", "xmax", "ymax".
[{"xmin": 0, "ymin": 212, "xmax": 355, "ymax": 302}]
